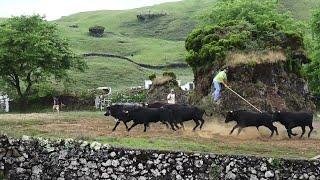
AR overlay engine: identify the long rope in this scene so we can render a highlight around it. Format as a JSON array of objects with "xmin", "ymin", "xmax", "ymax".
[{"xmin": 225, "ymin": 86, "xmax": 262, "ymax": 113}]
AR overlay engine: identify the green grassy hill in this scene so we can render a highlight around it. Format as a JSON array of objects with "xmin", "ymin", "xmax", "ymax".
[
  {"xmin": 54, "ymin": 0, "xmax": 215, "ymax": 93},
  {"xmin": 52, "ymin": 0, "xmax": 320, "ymax": 93},
  {"xmin": 279, "ymin": 0, "xmax": 320, "ymax": 20}
]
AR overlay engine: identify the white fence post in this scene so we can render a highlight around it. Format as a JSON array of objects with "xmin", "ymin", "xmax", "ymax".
[{"xmin": 0, "ymin": 94, "xmax": 9, "ymax": 113}]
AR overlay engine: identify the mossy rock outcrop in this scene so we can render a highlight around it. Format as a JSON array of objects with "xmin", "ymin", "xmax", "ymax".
[
  {"xmin": 147, "ymin": 76, "xmax": 189, "ymax": 104},
  {"xmin": 194, "ymin": 52, "xmax": 315, "ymax": 113}
]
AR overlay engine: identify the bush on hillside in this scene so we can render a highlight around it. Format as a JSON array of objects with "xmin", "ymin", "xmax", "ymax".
[
  {"xmin": 89, "ymin": 25, "xmax": 105, "ymax": 37},
  {"xmin": 111, "ymin": 89, "xmax": 147, "ymax": 103},
  {"xmin": 149, "ymin": 74, "xmax": 156, "ymax": 81},
  {"xmin": 69, "ymin": 24, "xmax": 79, "ymax": 28},
  {"xmin": 162, "ymin": 72, "xmax": 176, "ymax": 79},
  {"xmin": 137, "ymin": 12, "xmax": 167, "ymax": 22}
]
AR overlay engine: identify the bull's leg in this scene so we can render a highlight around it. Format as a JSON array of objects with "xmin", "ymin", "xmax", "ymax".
[
  {"xmin": 162, "ymin": 122, "xmax": 170, "ymax": 129},
  {"xmin": 274, "ymin": 126, "xmax": 279, "ymax": 135},
  {"xmin": 290, "ymin": 130, "xmax": 298, "ymax": 136},
  {"xmin": 266, "ymin": 125, "xmax": 278, "ymax": 137},
  {"xmin": 300, "ymin": 126, "xmax": 306, "ymax": 138},
  {"xmin": 169, "ymin": 123, "xmax": 176, "ymax": 131},
  {"xmin": 172, "ymin": 123, "xmax": 179, "ymax": 129},
  {"xmin": 286, "ymin": 129, "xmax": 292, "ymax": 138},
  {"xmin": 123, "ymin": 121, "xmax": 129, "ymax": 131},
  {"xmin": 199, "ymin": 118, "xmax": 205, "ymax": 130},
  {"xmin": 286, "ymin": 126, "xmax": 297, "ymax": 137},
  {"xmin": 229, "ymin": 124, "xmax": 239, "ymax": 135},
  {"xmin": 143, "ymin": 123, "xmax": 148, "ymax": 132},
  {"xmin": 237, "ymin": 127, "xmax": 243, "ymax": 135},
  {"xmin": 112, "ymin": 121, "xmax": 121, "ymax": 131},
  {"xmin": 266, "ymin": 125, "xmax": 274, "ymax": 137},
  {"xmin": 192, "ymin": 120, "xmax": 200, "ymax": 131},
  {"xmin": 270, "ymin": 129, "xmax": 274, "ymax": 137},
  {"xmin": 128, "ymin": 122, "xmax": 139, "ymax": 132},
  {"xmin": 180, "ymin": 123, "xmax": 185, "ymax": 130},
  {"xmin": 308, "ymin": 125, "xmax": 313, "ymax": 138}
]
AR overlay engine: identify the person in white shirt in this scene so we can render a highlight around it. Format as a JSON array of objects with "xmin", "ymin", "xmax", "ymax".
[{"xmin": 167, "ymin": 89, "xmax": 176, "ymax": 104}]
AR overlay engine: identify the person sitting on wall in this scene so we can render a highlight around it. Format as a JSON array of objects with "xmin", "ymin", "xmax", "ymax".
[
  {"xmin": 167, "ymin": 89, "xmax": 176, "ymax": 104},
  {"xmin": 212, "ymin": 67, "xmax": 230, "ymax": 104}
]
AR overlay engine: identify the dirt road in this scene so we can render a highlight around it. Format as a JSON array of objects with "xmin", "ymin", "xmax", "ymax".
[{"xmin": 0, "ymin": 112, "xmax": 319, "ymax": 159}]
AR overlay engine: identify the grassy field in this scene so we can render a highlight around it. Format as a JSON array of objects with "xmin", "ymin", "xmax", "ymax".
[
  {"xmin": 279, "ymin": 0, "xmax": 320, "ymax": 20},
  {"xmin": 68, "ymin": 57, "xmax": 193, "ymax": 92},
  {"xmin": 53, "ymin": 0, "xmax": 217, "ymax": 92},
  {"xmin": 1, "ymin": 111, "xmax": 319, "ymax": 159}
]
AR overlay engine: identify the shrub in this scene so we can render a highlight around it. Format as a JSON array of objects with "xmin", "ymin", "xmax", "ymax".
[
  {"xmin": 162, "ymin": 72, "xmax": 176, "ymax": 79},
  {"xmin": 149, "ymin": 74, "xmax": 156, "ymax": 81},
  {"xmin": 89, "ymin": 25, "xmax": 105, "ymax": 37},
  {"xmin": 137, "ymin": 12, "xmax": 167, "ymax": 22},
  {"xmin": 69, "ymin": 24, "xmax": 78, "ymax": 28},
  {"xmin": 111, "ymin": 90, "xmax": 147, "ymax": 103}
]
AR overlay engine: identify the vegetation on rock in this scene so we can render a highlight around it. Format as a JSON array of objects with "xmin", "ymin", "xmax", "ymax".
[
  {"xmin": 303, "ymin": 9, "xmax": 320, "ymax": 95},
  {"xmin": 186, "ymin": 0, "xmax": 303, "ymax": 72},
  {"xmin": 149, "ymin": 73, "xmax": 157, "ymax": 81},
  {"xmin": 185, "ymin": 0, "xmax": 314, "ymax": 111},
  {"xmin": 162, "ymin": 71, "xmax": 177, "ymax": 80}
]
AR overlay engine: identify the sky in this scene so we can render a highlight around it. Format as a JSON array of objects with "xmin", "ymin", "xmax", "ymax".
[{"xmin": 0, "ymin": 0, "xmax": 181, "ymax": 20}]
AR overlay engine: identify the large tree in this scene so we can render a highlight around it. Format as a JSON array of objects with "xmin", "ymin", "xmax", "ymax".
[
  {"xmin": 0, "ymin": 15, "xmax": 86, "ymax": 108},
  {"xmin": 303, "ymin": 10, "xmax": 320, "ymax": 95}
]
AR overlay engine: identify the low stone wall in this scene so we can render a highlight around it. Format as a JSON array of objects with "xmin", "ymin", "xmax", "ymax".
[
  {"xmin": 83, "ymin": 52, "xmax": 189, "ymax": 69},
  {"xmin": 0, "ymin": 135, "xmax": 319, "ymax": 180}
]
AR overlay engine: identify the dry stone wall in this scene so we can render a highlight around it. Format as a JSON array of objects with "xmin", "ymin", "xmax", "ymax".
[{"xmin": 0, "ymin": 134, "xmax": 319, "ymax": 180}]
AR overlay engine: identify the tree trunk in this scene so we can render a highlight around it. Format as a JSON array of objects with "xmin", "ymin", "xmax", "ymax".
[{"xmin": 18, "ymin": 96, "xmax": 28, "ymax": 112}]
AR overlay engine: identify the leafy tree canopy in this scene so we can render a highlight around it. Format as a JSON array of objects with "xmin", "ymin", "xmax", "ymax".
[
  {"xmin": 303, "ymin": 10, "xmax": 320, "ymax": 95},
  {"xmin": 0, "ymin": 15, "xmax": 86, "ymax": 106}
]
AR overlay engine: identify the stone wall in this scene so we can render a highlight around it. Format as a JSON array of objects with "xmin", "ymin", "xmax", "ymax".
[
  {"xmin": 0, "ymin": 134, "xmax": 319, "ymax": 180},
  {"xmin": 83, "ymin": 52, "xmax": 188, "ymax": 69}
]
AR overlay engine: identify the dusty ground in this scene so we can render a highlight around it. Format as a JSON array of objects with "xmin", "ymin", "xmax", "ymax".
[{"xmin": 0, "ymin": 112, "xmax": 319, "ymax": 159}]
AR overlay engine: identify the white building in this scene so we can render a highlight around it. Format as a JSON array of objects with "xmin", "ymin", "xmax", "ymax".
[
  {"xmin": 145, "ymin": 80, "xmax": 153, "ymax": 89},
  {"xmin": 180, "ymin": 82, "xmax": 194, "ymax": 91},
  {"xmin": 145, "ymin": 80, "xmax": 182, "ymax": 90},
  {"xmin": 0, "ymin": 94, "xmax": 9, "ymax": 112}
]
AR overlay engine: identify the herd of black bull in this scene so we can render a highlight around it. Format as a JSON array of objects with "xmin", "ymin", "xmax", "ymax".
[{"xmin": 104, "ymin": 103, "xmax": 314, "ymax": 138}]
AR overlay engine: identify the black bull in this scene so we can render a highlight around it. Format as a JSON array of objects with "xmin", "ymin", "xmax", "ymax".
[
  {"xmin": 124, "ymin": 106, "xmax": 177, "ymax": 132},
  {"xmin": 225, "ymin": 110, "xmax": 279, "ymax": 137},
  {"xmin": 272, "ymin": 111, "xmax": 314, "ymax": 138},
  {"xmin": 104, "ymin": 105, "xmax": 176, "ymax": 132},
  {"xmin": 105, "ymin": 103, "xmax": 210, "ymax": 131},
  {"xmin": 147, "ymin": 103, "xmax": 211, "ymax": 131},
  {"xmin": 104, "ymin": 104, "xmax": 138, "ymax": 131}
]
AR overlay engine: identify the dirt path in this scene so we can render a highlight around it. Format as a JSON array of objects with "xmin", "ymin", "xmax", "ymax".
[
  {"xmin": 38, "ymin": 116, "xmax": 320, "ymax": 155},
  {"xmin": 1, "ymin": 112, "xmax": 319, "ymax": 159}
]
